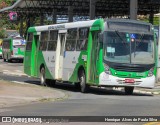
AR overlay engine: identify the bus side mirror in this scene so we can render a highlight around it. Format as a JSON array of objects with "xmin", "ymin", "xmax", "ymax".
[{"xmin": 99, "ymin": 33, "xmax": 103, "ymax": 43}]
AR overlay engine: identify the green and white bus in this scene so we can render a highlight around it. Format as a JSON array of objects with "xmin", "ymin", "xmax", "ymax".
[
  {"xmin": 24, "ymin": 19, "xmax": 157, "ymax": 94},
  {"xmin": 2, "ymin": 36, "xmax": 26, "ymax": 62},
  {"xmin": 0, "ymin": 39, "xmax": 3, "ymax": 58}
]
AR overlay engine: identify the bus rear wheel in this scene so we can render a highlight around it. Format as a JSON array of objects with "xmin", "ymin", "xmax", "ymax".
[
  {"xmin": 79, "ymin": 70, "xmax": 88, "ymax": 93},
  {"xmin": 40, "ymin": 67, "xmax": 55, "ymax": 86},
  {"xmin": 40, "ymin": 67, "xmax": 47, "ymax": 86},
  {"xmin": 124, "ymin": 87, "xmax": 134, "ymax": 95}
]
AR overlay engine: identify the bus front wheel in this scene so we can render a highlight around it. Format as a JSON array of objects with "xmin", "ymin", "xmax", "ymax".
[
  {"xmin": 124, "ymin": 87, "xmax": 134, "ymax": 95},
  {"xmin": 79, "ymin": 70, "xmax": 88, "ymax": 93}
]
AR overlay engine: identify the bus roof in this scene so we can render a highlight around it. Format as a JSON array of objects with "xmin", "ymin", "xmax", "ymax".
[{"xmin": 28, "ymin": 19, "xmax": 103, "ymax": 33}]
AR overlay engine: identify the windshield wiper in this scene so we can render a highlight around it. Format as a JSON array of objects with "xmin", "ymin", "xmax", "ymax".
[
  {"xmin": 115, "ymin": 30, "xmax": 130, "ymax": 48},
  {"xmin": 115, "ymin": 30, "xmax": 131, "ymax": 63},
  {"xmin": 115, "ymin": 30, "xmax": 125, "ymax": 43}
]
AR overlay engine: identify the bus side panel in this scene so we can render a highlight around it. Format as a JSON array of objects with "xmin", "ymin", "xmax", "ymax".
[
  {"xmin": 69, "ymin": 51, "xmax": 87, "ymax": 83},
  {"xmin": 41, "ymin": 51, "xmax": 56, "ymax": 79},
  {"xmin": 62, "ymin": 51, "xmax": 80, "ymax": 81},
  {"xmin": 37, "ymin": 51, "xmax": 53, "ymax": 79}
]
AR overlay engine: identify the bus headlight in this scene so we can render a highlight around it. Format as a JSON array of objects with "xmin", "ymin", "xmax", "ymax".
[
  {"xmin": 148, "ymin": 67, "xmax": 154, "ymax": 77},
  {"xmin": 104, "ymin": 64, "xmax": 111, "ymax": 75}
]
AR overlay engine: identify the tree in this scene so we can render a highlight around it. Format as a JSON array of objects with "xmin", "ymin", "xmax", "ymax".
[
  {"xmin": 0, "ymin": 29, "xmax": 6, "ymax": 38},
  {"xmin": 0, "ymin": 0, "xmax": 16, "ymax": 38}
]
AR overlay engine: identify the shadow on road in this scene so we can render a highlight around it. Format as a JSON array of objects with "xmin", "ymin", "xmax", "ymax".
[
  {"xmin": 24, "ymin": 80, "xmax": 40, "ymax": 85},
  {"xmin": 24, "ymin": 80, "xmax": 153, "ymax": 97}
]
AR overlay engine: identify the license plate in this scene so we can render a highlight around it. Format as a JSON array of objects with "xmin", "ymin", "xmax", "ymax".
[{"xmin": 125, "ymin": 79, "xmax": 135, "ymax": 83}]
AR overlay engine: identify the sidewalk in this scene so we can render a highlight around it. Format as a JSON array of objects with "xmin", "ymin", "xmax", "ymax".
[{"xmin": 0, "ymin": 80, "xmax": 67, "ymax": 108}]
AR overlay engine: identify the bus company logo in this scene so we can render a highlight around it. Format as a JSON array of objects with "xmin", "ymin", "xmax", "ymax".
[{"xmin": 2, "ymin": 117, "xmax": 12, "ymax": 123}]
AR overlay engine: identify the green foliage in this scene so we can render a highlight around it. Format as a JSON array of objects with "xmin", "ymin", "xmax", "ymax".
[
  {"xmin": 0, "ymin": 0, "xmax": 17, "ymax": 35},
  {"xmin": 0, "ymin": 0, "xmax": 14, "ymax": 9},
  {"xmin": 0, "ymin": 29, "xmax": 6, "ymax": 38},
  {"xmin": 139, "ymin": 17, "xmax": 159, "ymax": 26},
  {"xmin": 153, "ymin": 17, "xmax": 159, "ymax": 26}
]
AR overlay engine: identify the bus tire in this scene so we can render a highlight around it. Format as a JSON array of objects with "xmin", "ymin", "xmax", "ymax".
[
  {"xmin": 74, "ymin": 82, "xmax": 80, "ymax": 90},
  {"xmin": 20, "ymin": 59, "xmax": 23, "ymax": 63},
  {"xmin": 8, "ymin": 59, "xmax": 12, "ymax": 63},
  {"xmin": 79, "ymin": 70, "xmax": 88, "ymax": 93},
  {"xmin": 40, "ymin": 67, "xmax": 47, "ymax": 86},
  {"xmin": 124, "ymin": 87, "xmax": 134, "ymax": 95},
  {"xmin": 46, "ymin": 79, "xmax": 56, "ymax": 87}
]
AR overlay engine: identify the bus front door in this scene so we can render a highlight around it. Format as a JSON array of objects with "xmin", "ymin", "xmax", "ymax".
[
  {"xmin": 89, "ymin": 31, "xmax": 100, "ymax": 84},
  {"xmin": 57, "ymin": 33, "xmax": 66, "ymax": 80}
]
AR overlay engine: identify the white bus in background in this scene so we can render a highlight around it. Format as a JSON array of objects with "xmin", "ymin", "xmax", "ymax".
[{"xmin": 2, "ymin": 35, "xmax": 26, "ymax": 62}]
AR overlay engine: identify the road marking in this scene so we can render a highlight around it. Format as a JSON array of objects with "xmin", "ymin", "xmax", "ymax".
[
  {"xmin": 12, "ymin": 81, "xmax": 27, "ymax": 84},
  {"xmin": 15, "ymin": 70, "xmax": 23, "ymax": 72},
  {"xmin": 2, "ymin": 70, "xmax": 10, "ymax": 72},
  {"xmin": 0, "ymin": 109, "xmax": 13, "ymax": 113},
  {"xmin": 2, "ymin": 70, "xmax": 27, "ymax": 77},
  {"xmin": 3, "ymin": 72, "xmax": 23, "ymax": 75}
]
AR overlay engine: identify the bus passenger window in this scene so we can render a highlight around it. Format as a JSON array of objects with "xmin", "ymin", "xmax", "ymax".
[
  {"xmin": 48, "ymin": 41, "xmax": 57, "ymax": 51},
  {"xmin": 65, "ymin": 28, "xmax": 77, "ymax": 51},
  {"xmin": 39, "ymin": 42, "xmax": 47, "ymax": 51},
  {"xmin": 65, "ymin": 40, "xmax": 76, "ymax": 51},
  {"xmin": 47, "ymin": 30, "xmax": 58, "ymax": 51},
  {"xmin": 39, "ymin": 31, "xmax": 48, "ymax": 51},
  {"xmin": 76, "ymin": 28, "xmax": 89, "ymax": 51}
]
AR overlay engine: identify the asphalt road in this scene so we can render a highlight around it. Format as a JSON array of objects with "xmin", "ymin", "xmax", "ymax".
[{"xmin": 0, "ymin": 59, "xmax": 160, "ymax": 124}]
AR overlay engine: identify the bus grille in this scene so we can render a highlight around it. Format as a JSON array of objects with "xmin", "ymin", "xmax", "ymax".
[{"xmin": 114, "ymin": 65, "xmax": 145, "ymax": 72}]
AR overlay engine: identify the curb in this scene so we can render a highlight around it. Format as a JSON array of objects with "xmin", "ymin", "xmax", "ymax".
[{"xmin": 113, "ymin": 87, "xmax": 160, "ymax": 95}]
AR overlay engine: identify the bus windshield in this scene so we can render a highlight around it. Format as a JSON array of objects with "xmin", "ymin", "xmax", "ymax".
[
  {"xmin": 13, "ymin": 39, "xmax": 26, "ymax": 46},
  {"xmin": 103, "ymin": 31, "xmax": 154, "ymax": 64}
]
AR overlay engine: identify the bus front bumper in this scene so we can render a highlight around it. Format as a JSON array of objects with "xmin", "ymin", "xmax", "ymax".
[{"xmin": 99, "ymin": 72, "xmax": 155, "ymax": 88}]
